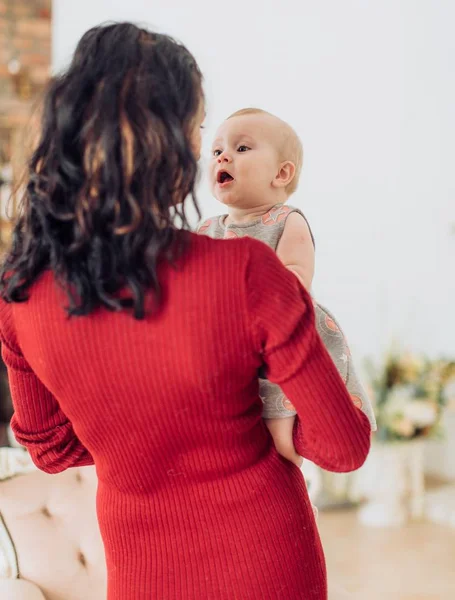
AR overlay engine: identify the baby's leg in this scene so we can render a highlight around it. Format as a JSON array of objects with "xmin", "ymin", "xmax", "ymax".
[
  {"xmin": 259, "ymin": 377, "xmax": 302, "ymax": 465},
  {"xmin": 259, "ymin": 378, "xmax": 321, "ymax": 508},
  {"xmin": 264, "ymin": 416, "xmax": 302, "ymax": 467},
  {"xmin": 315, "ymin": 303, "xmax": 377, "ymax": 431},
  {"xmin": 264, "ymin": 417, "xmax": 319, "ymax": 516}
]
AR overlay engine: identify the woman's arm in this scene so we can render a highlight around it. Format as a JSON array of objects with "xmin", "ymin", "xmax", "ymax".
[
  {"xmin": 0, "ymin": 304, "xmax": 94, "ymax": 473},
  {"xmin": 245, "ymin": 240, "xmax": 371, "ymax": 473}
]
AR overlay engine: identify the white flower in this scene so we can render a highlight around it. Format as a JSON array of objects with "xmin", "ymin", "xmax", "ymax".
[
  {"xmin": 382, "ymin": 386, "xmax": 414, "ymax": 418},
  {"xmin": 389, "ymin": 417, "xmax": 415, "ymax": 438},
  {"xmin": 403, "ymin": 401, "xmax": 437, "ymax": 428}
]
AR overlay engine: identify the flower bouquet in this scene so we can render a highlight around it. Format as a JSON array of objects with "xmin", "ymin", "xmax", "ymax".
[{"xmin": 365, "ymin": 351, "xmax": 455, "ymax": 443}]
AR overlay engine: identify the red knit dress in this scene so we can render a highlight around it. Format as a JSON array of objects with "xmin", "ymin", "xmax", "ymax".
[{"xmin": 0, "ymin": 234, "xmax": 371, "ymax": 600}]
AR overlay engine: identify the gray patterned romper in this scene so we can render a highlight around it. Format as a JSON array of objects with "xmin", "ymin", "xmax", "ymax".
[{"xmin": 198, "ymin": 204, "xmax": 377, "ymax": 430}]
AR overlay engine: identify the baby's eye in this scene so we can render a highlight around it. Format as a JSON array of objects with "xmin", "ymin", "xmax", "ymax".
[
  {"xmin": 237, "ymin": 145, "xmax": 250, "ymax": 153},
  {"xmin": 212, "ymin": 149, "xmax": 222, "ymax": 157}
]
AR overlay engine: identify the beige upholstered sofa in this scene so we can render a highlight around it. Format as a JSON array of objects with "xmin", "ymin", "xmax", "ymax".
[
  {"xmin": 0, "ymin": 447, "xmax": 106, "ymax": 600},
  {"xmin": 0, "ymin": 449, "xmax": 358, "ymax": 600}
]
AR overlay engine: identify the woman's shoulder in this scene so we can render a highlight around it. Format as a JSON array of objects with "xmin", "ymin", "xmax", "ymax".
[
  {"xmin": 188, "ymin": 233, "xmax": 284, "ymax": 294},
  {"xmin": 0, "ymin": 272, "xmax": 60, "ymax": 343}
]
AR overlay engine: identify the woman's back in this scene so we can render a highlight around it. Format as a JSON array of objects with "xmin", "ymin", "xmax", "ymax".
[
  {"xmin": 1, "ymin": 233, "xmax": 370, "ymax": 598},
  {"xmin": 9, "ymin": 234, "xmax": 271, "ymax": 489}
]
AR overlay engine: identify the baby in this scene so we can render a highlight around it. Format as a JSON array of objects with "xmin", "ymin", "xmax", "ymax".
[{"xmin": 198, "ymin": 108, "xmax": 376, "ymax": 486}]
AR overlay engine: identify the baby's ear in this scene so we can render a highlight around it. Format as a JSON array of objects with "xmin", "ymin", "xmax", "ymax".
[{"xmin": 272, "ymin": 161, "xmax": 296, "ymax": 189}]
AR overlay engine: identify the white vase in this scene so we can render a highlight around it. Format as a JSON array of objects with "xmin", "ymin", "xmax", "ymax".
[{"xmin": 358, "ymin": 439, "xmax": 425, "ymax": 527}]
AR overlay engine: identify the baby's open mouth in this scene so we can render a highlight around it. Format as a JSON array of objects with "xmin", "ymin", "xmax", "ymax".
[{"xmin": 217, "ymin": 170, "xmax": 234, "ymax": 184}]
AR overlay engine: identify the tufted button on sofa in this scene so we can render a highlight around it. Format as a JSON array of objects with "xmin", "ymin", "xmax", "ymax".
[{"xmin": 0, "ymin": 448, "xmax": 107, "ymax": 599}]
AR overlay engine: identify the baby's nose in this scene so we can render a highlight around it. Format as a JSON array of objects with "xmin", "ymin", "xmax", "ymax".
[{"xmin": 217, "ymin": 152, "xmax": 232, "ymax": 163}]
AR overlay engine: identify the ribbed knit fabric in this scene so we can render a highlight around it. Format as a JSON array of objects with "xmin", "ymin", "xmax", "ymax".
[{"xmin": 0, "ymin": 233, "xmax": 371, "ymax": 600}]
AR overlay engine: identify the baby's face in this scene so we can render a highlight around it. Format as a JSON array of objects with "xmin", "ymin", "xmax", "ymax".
[{"xmin": 210, "ymin": 114, "xmax": 282, "ymax": 208}]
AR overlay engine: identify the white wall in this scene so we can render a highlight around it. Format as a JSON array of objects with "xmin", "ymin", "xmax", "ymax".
[{"xmin": 52, "ymin": 0, "xmax": 455, "ymax": 360}]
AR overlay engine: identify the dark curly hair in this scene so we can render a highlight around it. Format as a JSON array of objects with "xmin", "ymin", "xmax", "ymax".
[{"xmin": 0, "ymin": 22, "xmax": 203, "ymax": 319}]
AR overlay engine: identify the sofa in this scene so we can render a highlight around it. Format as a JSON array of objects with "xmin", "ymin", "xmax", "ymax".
[{"xmin": 0, "ymin": 447, "xmax": 106, "ymax": 600}]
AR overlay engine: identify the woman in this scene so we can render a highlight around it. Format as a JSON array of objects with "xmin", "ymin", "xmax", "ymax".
[{"xmin": 0, "ymin": 23, "xmax": 370, "ymax": 599}]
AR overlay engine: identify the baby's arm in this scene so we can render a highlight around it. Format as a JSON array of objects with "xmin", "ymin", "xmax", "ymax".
[{"xmin": 276, "ymin": 212, "xmax": 315, "ymax": 290}]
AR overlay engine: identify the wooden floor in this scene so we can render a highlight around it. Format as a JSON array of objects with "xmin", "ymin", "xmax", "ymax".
[{"xmin": 319, "ymin": 508, "xmax": 455, "ymax": 600}]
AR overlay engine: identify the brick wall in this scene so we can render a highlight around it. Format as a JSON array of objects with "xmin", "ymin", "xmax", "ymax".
[
  {"xmin": 0, "ymin": 0, "xmax": 51, "ymax": 120},
  {"xmin": 0, "ymin": 0, "xmax": 51, "ymax": 242}
]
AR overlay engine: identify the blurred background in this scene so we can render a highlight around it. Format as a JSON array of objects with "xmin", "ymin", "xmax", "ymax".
[{"xmin": 0, "ymin": 1, "xmax": 454, "ymax": 599}]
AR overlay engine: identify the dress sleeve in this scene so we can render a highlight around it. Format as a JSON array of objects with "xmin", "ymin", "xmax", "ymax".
[
  {"xmin": 244, "ymin": 240, "xmax": 371, "ymax": 473},
  {"xmin": 0, "ymin": 302, "xmax": 94, "ymax": 474}
]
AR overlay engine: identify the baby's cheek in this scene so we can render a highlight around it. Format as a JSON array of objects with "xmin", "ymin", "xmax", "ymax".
[
  {"xmin": 211, "ymin": 181, "xmax": 219, "ymax": 198},
  {"xmin": 208, "ymin": 169, "xmax": 216, "ymax": 190}
]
